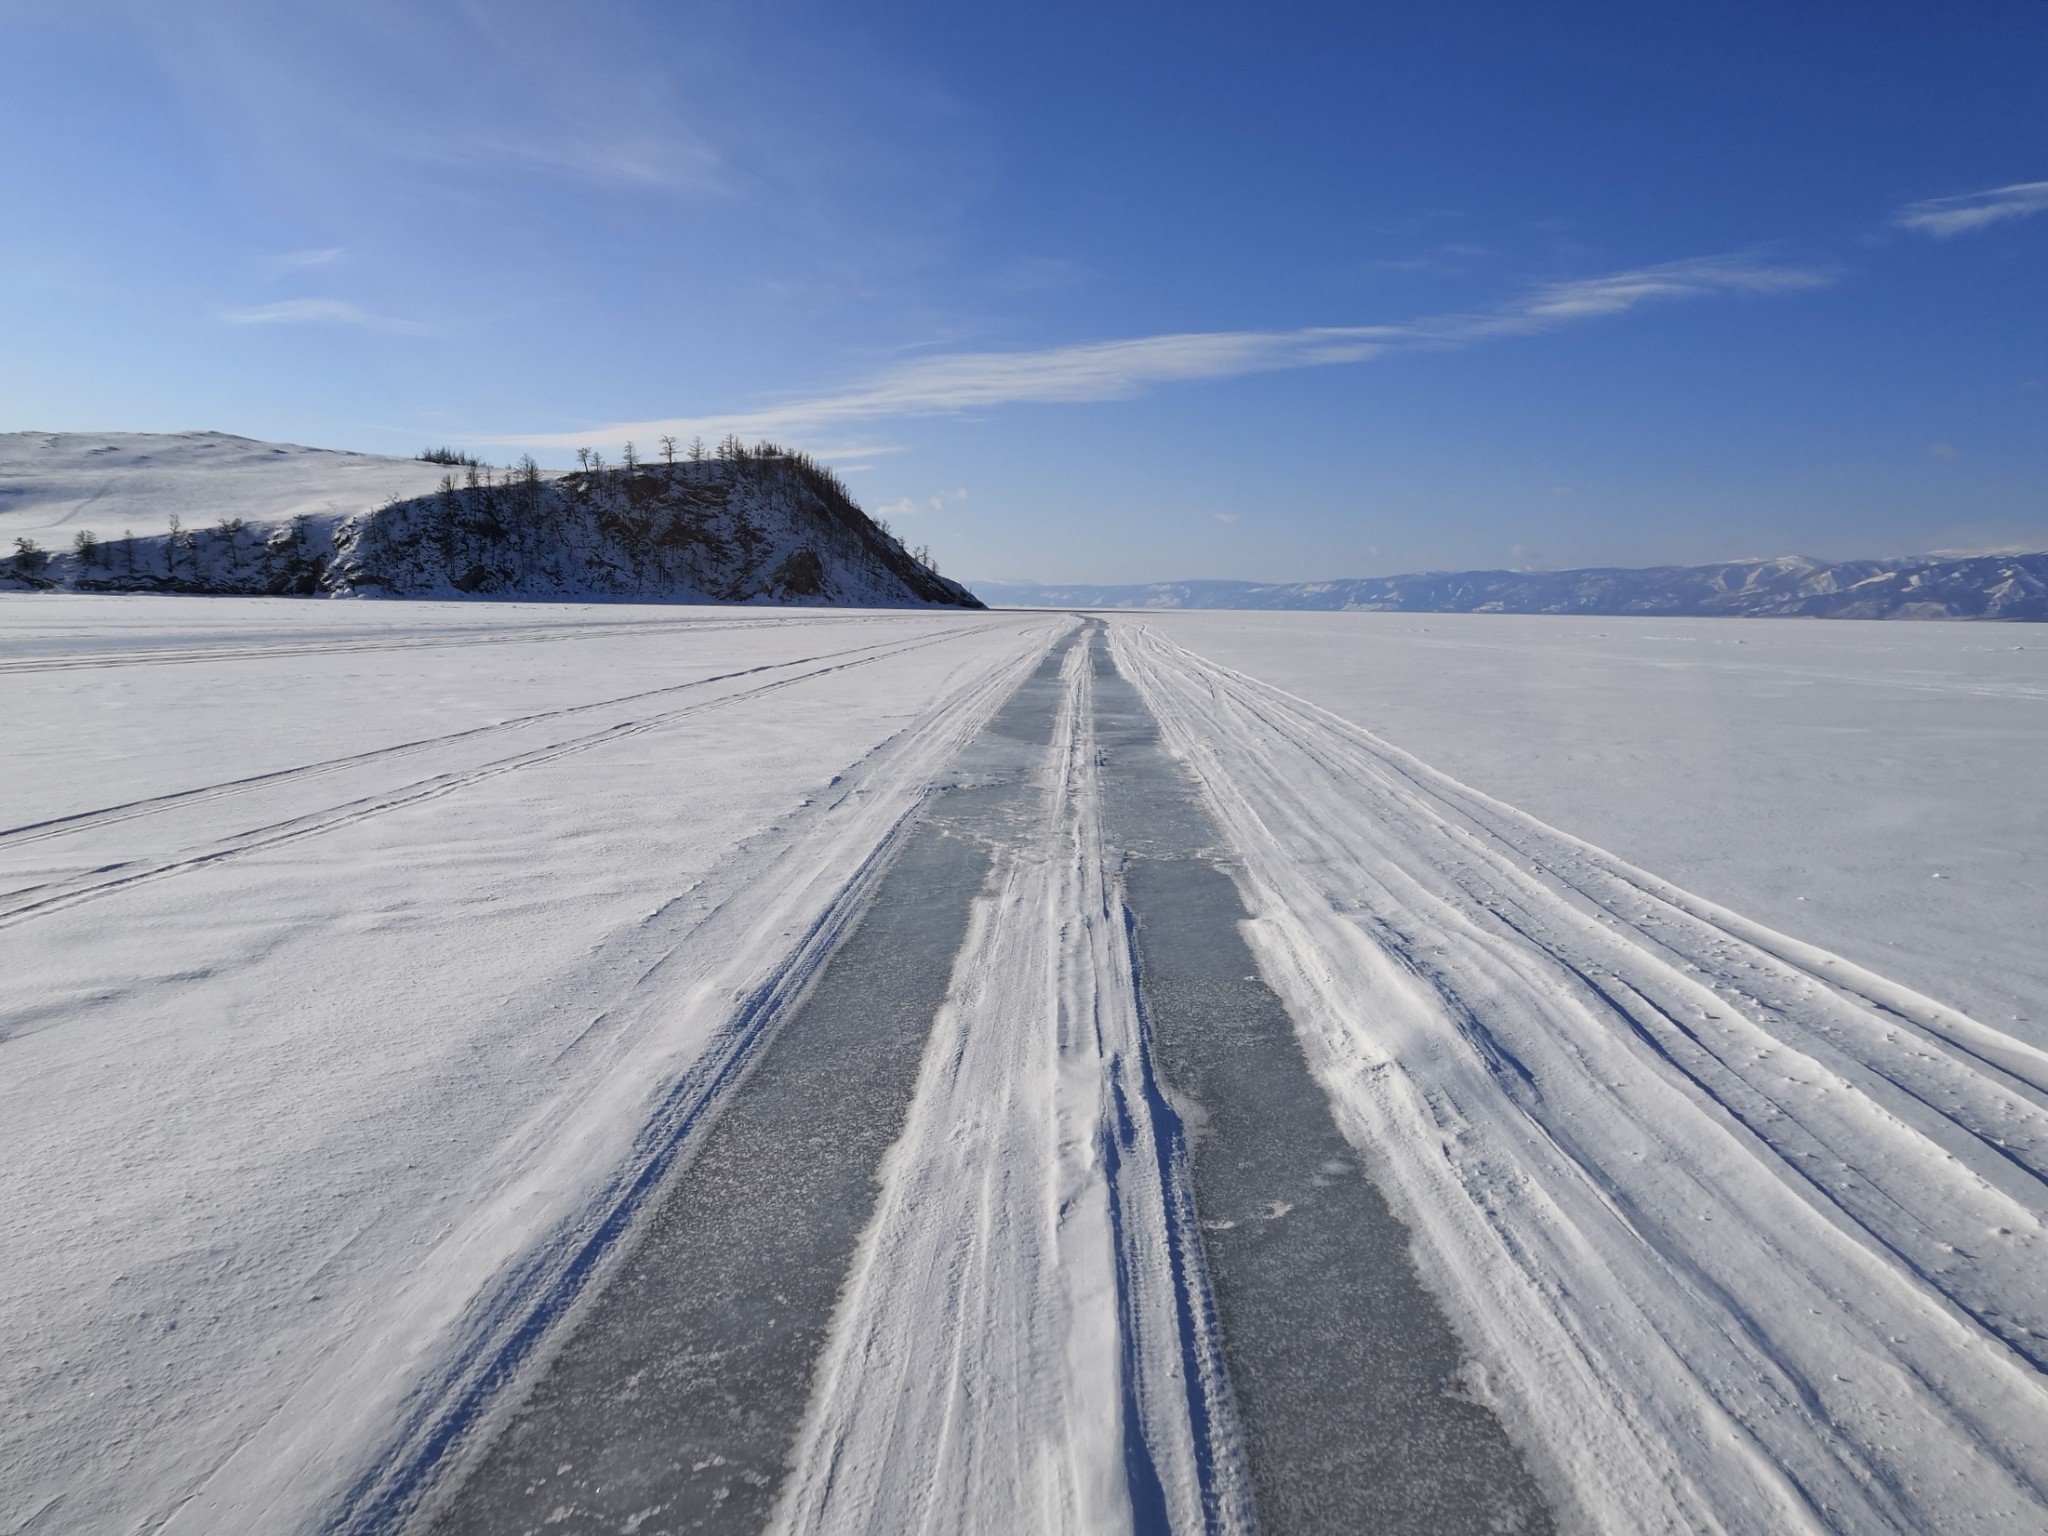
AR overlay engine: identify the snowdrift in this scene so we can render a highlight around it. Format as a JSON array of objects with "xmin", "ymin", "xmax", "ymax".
[{"xmin": 3, "ymin": 444, "xmax": 982, "ymax": 609}]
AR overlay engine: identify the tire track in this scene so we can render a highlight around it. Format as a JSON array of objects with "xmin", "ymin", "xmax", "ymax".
[
  {"xmin": 768, "ymin": 626, "xmax": 1245, "ymax": 1536},
  {"xmin": 415, "ymin": 630, "xmax": 1089, "ymax": 1536},
  {"xmin": 1091, "ymin": 631, "xmax": 1547, "ymax": 1534},
  {"xmin": 161, "ymin": 619, "xmax": 1073, "ymax": 1536},
  {"xmin": 1114, "ymin": 622, "xmax": 2048, "ymax": 1532},
  {"xmin": 0, "ymin": 621, "xmax": 1021, "ymax": 930},
  {"xmin": 0, "ymin": 610, "xmax": 876, "ymax": 675},
  {"xmin": 1173, "ymin": 649, "xmax": 2048, "ymax": 1253},
  {"xmin": 1, "ymin": 628, "xmax": 966, "ymax": 850}
]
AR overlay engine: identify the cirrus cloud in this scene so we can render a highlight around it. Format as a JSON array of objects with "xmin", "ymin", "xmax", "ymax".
[
  {"xmin": 220, "ymin": 298, "xmax": 429, "ymax": 334},
  {"xmin": 499, "ymin": 253, "xmax": 1829, "ymax": 453},
  {"xmin": 1894, "ymin": 180, "xmax": 2048, "ymax": 238}
]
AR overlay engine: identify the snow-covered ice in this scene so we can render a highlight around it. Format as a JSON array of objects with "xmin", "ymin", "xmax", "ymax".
[
  {"xmin": 1124, "ymin": 610, "xmax": 2048, "ymax": 1043},
  {"xmin": 1114, "ymin": 619, "xmax": 2048, "ymax": 1531},
  {"xmin": 1, "ymin": 596, "xmax": 1061, "ymax": 1534},
  {"xmin": 8, "ymin": 595, "xmax": 2048, "ymax": 1534}
]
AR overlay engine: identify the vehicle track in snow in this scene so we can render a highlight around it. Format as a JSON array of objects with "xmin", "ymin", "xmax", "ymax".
[
  {"xmin": 0, "ymin": 621, "xmax": 1020, "ymax": 929},
  {"xmin": 0, "ymin": 610, "xmax": 877, "ymax": 674},
  {"xmin": 1091, "ymin": 634, "xmax": 1549, "ymax": 1534},
  {"xmin": 1114, "ymin": 622, "xmax": 2048, "ymax": 1533},
  {"xmin": 419, "ymin": 629, "xmax": 1095, "ymax": 1536},
  {"xmin": 0, "ymin": 626, "xmax": 977, "ymax": 850},
  {"xmin": 765, "ymin": 624, "xmax": 1247, "ymax": 1535},
  {"xmin": 22, "ymin": 606, "xmax": 2037, "ymax": 1533},
  {"xmin": 417, "ymin": 623, "xmax": 1547, "ymax": 1536},
  {"xmin": 140, "ymin": 617, "xmax": 1072, "ymax": 1536}
]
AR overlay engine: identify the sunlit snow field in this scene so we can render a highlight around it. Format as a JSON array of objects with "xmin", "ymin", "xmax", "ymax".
[
  {"xmin": 1137, "ymin": 609, "xmax": 2048, "ymax": 1043},
  {"xmin": 6, "ymin": 594, "xmax": 2048, "ymax": 1534},
  {"xmin": 1, "ymin": 596, "xmax": 1063, "ymax": 1533}
]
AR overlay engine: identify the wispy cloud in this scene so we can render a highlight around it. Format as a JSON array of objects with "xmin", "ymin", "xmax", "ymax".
[
  {"xmin": 272, "ymin": 247, "xmax": 346, "ymax": 272},
  {"xmin": 136, "ymin": 0, "xmax": 729, "ymax": 198},
  {"xmin": 221, "ymin": 298, "xmax": 427, "ymax": 333},
  {"xmin": 500, "ymin": 253, "xmax": 1829, "ymax": 451},
  {"xmin": 1895, "ymin": 180, "xmax": 2048, "ymax": 237}
]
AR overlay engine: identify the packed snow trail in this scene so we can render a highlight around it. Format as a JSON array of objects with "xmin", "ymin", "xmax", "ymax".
[
  {"xmin": 0, "ymin": 608, "xmax": 1068, "ymax": 1536},
  {"xmin": 428, "ymin": 622, "xmax": 1555, "ymax": 1535},
  {"xmin": 428, "ymin": 620, "xmax": 1550, "ymax": 1536},
  {"xmin": 14, "ymin": 597, "xmax": 2045, "ymax": 1534},
  {"xmin": 1113, "ymin": 622, "xmax": 2048, "ymax": 1532},
  {"xmin": 769, "ymin": 626, "xmax": 1247, "ymax": 1535},
  {"xmin": 425, "ymin": 630, "xmax": 1093, "ymax": 1532},
  {"xmin": 1089, "ymin": 636, "xmax": 1549, "ymax": 1533}
]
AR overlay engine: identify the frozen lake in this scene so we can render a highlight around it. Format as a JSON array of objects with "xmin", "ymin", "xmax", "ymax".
[
  {"xmin": 6, "ymin": 594, "xmax": 2047, "ymax": 1534},
  {"xmin": 1135, "ymin": 609, "xmax": 2048, "ymax": 1044}
]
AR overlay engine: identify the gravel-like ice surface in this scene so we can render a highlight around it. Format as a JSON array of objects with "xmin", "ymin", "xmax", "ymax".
[{"xmin": 1124, "ymin": 610, "xmax": 2047, "ymax": 1041}]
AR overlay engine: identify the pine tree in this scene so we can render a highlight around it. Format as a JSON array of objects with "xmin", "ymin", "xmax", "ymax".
[{"xmin": 214, "ymin": 518, "xmax": 245, "ymax": 580}]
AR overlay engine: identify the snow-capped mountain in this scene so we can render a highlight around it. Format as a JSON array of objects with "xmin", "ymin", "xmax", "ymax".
[
  {"xmin": 976, "ymin": 552, "xmax": 2048, "ymax": 620},
  {"xmin": 3, "ymin": 434, "xmax": 980, "ymax": 608}
]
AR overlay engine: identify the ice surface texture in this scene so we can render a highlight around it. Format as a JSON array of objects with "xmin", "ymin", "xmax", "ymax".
[
  {"xmin": 0, "ymin": 601, "xmax": 1052, "ymax": 1533},
  {"xmin": 7, "ymin": 598, "xmax": 2046, "ymax": 1533}
]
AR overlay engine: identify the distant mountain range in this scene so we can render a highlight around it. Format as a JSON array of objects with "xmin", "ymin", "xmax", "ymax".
[{"xmin": 975, "ymin": 552, "xmax": 2048, "ymax": 621}]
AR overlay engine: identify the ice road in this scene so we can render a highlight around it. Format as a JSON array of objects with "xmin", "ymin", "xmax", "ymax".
[{"xmin": 4, "ymin": 598, "xmax": 2046, "ymax": 1534}]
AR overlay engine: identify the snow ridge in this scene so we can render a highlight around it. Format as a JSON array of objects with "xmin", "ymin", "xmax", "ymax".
[{"xmin": 1113, "ymin": 622, "xmax": 2048, "ymax": 1533}]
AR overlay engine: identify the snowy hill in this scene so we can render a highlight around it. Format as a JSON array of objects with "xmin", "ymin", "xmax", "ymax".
[
  {"xmin": 0, "ymin": 431, "xmax": 451, "ymax": 545},
  {"xmin": 979, "ymin": 552, "xmax": 2048, "ymax": 620},
  {"xmin": 3, "ymin": 436, "xmax": 981, "ymax": 608}
]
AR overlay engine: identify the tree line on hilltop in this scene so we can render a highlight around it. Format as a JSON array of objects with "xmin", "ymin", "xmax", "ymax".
[{"xmin": 5, "ymin": 437, "xmax": 968, "ymax": 607}]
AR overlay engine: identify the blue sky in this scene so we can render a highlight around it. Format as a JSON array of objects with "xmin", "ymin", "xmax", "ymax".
[{"xmin": 3, "ymin": 1, "xmax": 2044, "ymax": 582}]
